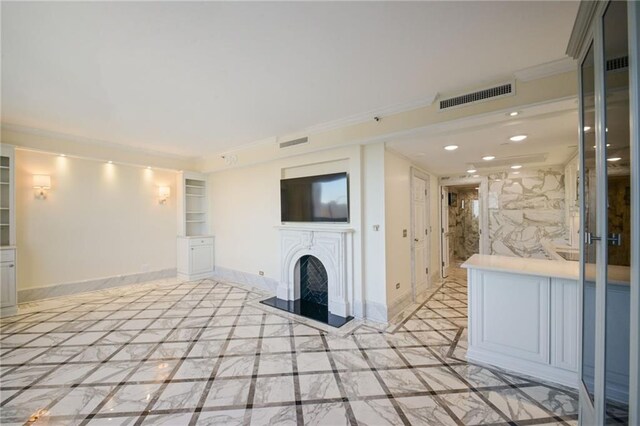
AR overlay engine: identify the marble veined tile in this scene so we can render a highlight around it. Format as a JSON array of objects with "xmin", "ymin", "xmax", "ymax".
[
  {"xmin": 253, "ymin": 375, "xmax": 295, "ymax": 404},
  {"xmin": 350, "ymin": 398, "xmax": 404, "ymax": 426},
  {"xmin": 152, "ymin": 380, "xmax": 207, "ymax": 410},
  {"xmin": 440, "ymin": 391, "xmax": 505, "ymax": 425},
  {"xmin": 339, "ymin": 371, "xmax": 385, "ymax": 398},
  {"xmin": 377, "ymin": 368, "xmax": 426, "ymax": 394},
  {"xmin": 250, "ymin": 406, "xmax": 296, "ymax": 426},
  {"xmin": 197, "ymin": 409, "xmax": 246, "ymax": 426},
  {"xmin": 481, "ymin": 388, "xmax": 551, "ymax": 421},
  {"xmin": 520, "ymin": 385, "xmax": 579, "ymax": 416},
  {"xmin": 296, "ymin": 351, "xmax": 332, "ymax": 372},
  {"xmin": 302, "ymin": 402, "xmax": 349, "ymax": 426},
  {"xmin": 99, "ymin": 383, "xmax": 163, "ymax": 414},
  {"xmin": 258, "ymin": 352, "xmax": 293, "ymax": 375},
  {"xmin": 203, "ymin": 377, "xmax": 251, "ymax": 407},
  {"xmin": 298, "ymin": 373, "xmax": 341, "ymax": 401},
  {"xmin": 395, "ymin": 395, "xmax": 458, "ymax": 426},
  {"xmin": 48, "ymin": 385, "xmax": 114, "ymax": 417}
]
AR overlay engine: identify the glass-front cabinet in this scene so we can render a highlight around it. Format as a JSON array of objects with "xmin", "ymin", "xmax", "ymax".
[{"xmin": 569, "ymin": 1, "xmax": 639, "ymax": 425}]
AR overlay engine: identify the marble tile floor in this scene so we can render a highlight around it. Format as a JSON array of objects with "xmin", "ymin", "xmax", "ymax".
[{"xmin": 0, "ymin": 270, "xmax": 580, "ymax": 425}]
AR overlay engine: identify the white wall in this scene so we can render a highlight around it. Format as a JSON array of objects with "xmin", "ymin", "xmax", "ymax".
[
  {"xmin": 208, "ymin": 145, "xmax": 378, "ymax": 316},
  {"xmin": 384, "ymin": 149, "xmax": 440, "ymax": 315},
  {"xmin": 15, "ymin": 149, "xmax": 177, "ymax": 290},
  {"xmin": 362, "ymin": 144, "xmax": 387, "ymax": 319},
  {"xmin": 384, "ymin": 150, "xmax": 412, "ymax": 308}
]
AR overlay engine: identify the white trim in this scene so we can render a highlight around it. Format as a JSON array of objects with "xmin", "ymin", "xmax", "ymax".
[
  {"xmin": 467, "ymin": 348, "xmax": 579, "ymax": 389},
  {"xmin": 628, "ymin": 1, "xmax": 640, "ymax": 424},
  {"xmin": 514, "ymin": 57, "xmax": 577, "ymax": 82}
]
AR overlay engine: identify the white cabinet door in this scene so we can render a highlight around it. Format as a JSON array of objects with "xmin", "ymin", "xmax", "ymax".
[
  {"xmin": 0, "ymin": 262, "xmax": 16, "ymax": 308},
  {"xmin": 190, "ymin": 245, "xmax": 213, "ymax": 275}
]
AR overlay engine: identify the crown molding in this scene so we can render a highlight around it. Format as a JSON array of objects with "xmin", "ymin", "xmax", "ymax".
[
  {"xmin": 214, "ymin": 94, "xmax": 437, "ymax": 157},
  {"xmin": 302, "ymin": 93, "xmax": 438, "ymax": 136},
  {"xmin": 0, "ymin": 122, "xmax": 197, "ymax": 162},
  {"xmin": 514, "ymin": 57, "xmax": 577, "ymax": 82},
  {"xmin": 566, "ymin": 1, "xmax": 606, "ymax": 59}
]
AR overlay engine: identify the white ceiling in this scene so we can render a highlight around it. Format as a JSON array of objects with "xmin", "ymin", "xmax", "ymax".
[
  {"xmin": 1, "ymin": 1, "xmax": 579, "ymax": 158},
  {"xmin": 386, "ymin": 99, "xmax": 580, "ymax": 176}
]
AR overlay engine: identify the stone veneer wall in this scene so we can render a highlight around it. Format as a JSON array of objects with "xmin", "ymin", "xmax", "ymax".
[{"xmin": 488, "ymin": 167, "xmax": 568, "ymax": 259}]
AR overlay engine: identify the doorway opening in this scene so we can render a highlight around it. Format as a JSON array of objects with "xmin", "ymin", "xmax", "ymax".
[{"xmin": 441, "ymin": 183, "xmax": 483, "ymax": 278}]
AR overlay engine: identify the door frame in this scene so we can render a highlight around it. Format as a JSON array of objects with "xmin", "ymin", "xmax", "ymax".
[
  {"xmin": 573, "ymin": 1, "xmax": 640, "ymax": 423},
  {"xmin": 410, "ymin": 168, "xmax": 431, "ymax": 301},
  {"xmin": 438, "ymin": 176, "xmax": 489, "ymax": 279},
  {"xmin": 627, "ymin": 1, "xmax": 639, "ymax": 423}
]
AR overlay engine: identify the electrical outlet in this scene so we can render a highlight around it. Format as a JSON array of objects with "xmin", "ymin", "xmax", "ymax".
[
  {"xmin": 395, "ymin": 282, "xmax": 400, "ymax": 289},
  {"xmin": 259, "ymin": 271, "xmax": 264, "ymax": 276},
  {"xmin": 402, "ymin": 229, "xmax": 407, "ymax": 238}
]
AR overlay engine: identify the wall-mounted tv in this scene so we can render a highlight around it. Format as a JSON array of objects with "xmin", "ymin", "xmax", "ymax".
[{"xmin": 280, "ymin": 172, "xmax": 349, "ymax": 223}]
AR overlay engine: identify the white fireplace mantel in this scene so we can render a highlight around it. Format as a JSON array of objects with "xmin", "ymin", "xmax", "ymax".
[{"xmin": 277, "ymin": 224, "xmax": 354, "ymax": 318}]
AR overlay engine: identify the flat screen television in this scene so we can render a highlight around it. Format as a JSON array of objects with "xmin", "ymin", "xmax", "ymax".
[{"xmin": 280, "ymin": 172, "xmax": 349, "ymax": 223}]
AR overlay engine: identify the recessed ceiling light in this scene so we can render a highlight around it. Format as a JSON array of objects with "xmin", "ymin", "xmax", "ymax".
[
  {"xmin": 466, "ymin": 168, "xmax": 477, "ymax": 173},
  {"xmin": 593, "ymin": 143, "xmax": 612, "ymax": 148},
  {"xmin": 147, "ymin": 166, "xmax": 152, "ymax": 169},
  {"xmin": 444, "ymin": 145, "xmax": 459, "ymax": 151},
  {"xmin": 512, "ymin": 171, "xmax": 521, "ymax": 175},
  {"xmin": 509, "ymin": 111, "xmax": 519, "ymax": 117},
  {"xmin": 107, "ymin": 160, "xmax": 113, "ymax": 164},
  {"xmin": 482, "ymin": 155, "xmax": 495, "ymax": 161},
  {"xmin": 59, "ymin": 154, "xmax": 66, "ymax": 157},
  {"xmin": 583, "ymin": 126, "xmax": 591, "ymax": 131},
  {"xmin": 607, "ymin": 157, "xmax": 622, "ymax": 162},
  {"xmin": 511, "ymin": 165, "xmax": 523, "ymax": 169},
  {"xmin": 509, "ymin": 135, "xmax": 528, "ymax": 142},
  {"xmin": 472, "ymin": 174, "xmax": 480, "ymax": 178}
]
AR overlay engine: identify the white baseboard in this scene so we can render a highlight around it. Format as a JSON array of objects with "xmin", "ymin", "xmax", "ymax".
[
  {"xmin": 467, "ymin": 347, "xmax": 579, "ymax": 389},
  {"xmin": 18, "ymin": 268, "xmax": 177, "ymax": 303},
  {"xmin": 211, "ymin": 266, "xmax": 279, "ymax": 294},
  {"xmin": 387, "ymin": 291, "xmax": 414, "ymax": 320}
]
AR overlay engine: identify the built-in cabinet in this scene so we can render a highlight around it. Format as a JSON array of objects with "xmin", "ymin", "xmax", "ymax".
[
  {"xmin": 0, "ymin": 144, "xmax": 17, "ymax": 316},
  {"xmin": 176, "ymin": 171, "xmax": 214, "ymax": 281}
]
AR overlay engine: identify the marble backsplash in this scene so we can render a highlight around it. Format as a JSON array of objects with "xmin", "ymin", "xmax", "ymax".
[{"xmin": 488, "ymin": 167, "xmax": 569, "ymax": 259}]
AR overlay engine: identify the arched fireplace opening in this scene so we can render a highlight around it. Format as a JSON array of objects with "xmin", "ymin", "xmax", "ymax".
[{"xmin": 296, "ymin": 255, "xmax": 329, "ymax": 318}]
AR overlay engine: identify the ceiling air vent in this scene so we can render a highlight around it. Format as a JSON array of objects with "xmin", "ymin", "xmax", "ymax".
[
  {"xmin": 606, "ymin": 55, "xmax": 628, "ymax": 72},
  {"xmin": 439, "ymin": 81, "xmax": 515, "ymax": 111},
  {"xmin": 279, "ymin": 137, "xmax": 308, "ymax": 149}
]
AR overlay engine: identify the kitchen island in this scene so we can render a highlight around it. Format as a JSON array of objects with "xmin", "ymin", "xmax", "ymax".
[{"xmin": 462, "ymin": 254, "xmax": 630, "ymax": 398}]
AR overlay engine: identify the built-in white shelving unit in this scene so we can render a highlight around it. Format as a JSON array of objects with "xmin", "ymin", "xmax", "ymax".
[
  {"xmin": 176, "ymin": 171, "xmax": 214, "ymax": 281},
  {"xmin": 0, "ymin": 144, "xmax": 17, "ymax": 317}
]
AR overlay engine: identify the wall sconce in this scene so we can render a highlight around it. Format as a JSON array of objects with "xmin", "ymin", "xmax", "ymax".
[
  {"xmin": 158, "ymin": 186, "xmax": 170, "ymax": 204},
  {"xmin": 33, "ymin": 175, "xmax": 51, "ymax": 199}
]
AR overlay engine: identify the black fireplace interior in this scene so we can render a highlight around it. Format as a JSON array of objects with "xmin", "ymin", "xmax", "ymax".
[{"xmin": 261, "ymin": 255, "xmax": 353, "ymax": 328}]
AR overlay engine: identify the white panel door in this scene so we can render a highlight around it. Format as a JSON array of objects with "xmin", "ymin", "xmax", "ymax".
[
  {"xmin": 441, "ymin": 187, "xmax": 450, "ymax": 278},
  {"xmin": 413, "ymin": 177, "xmax": 428, "ymax": 290}
]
